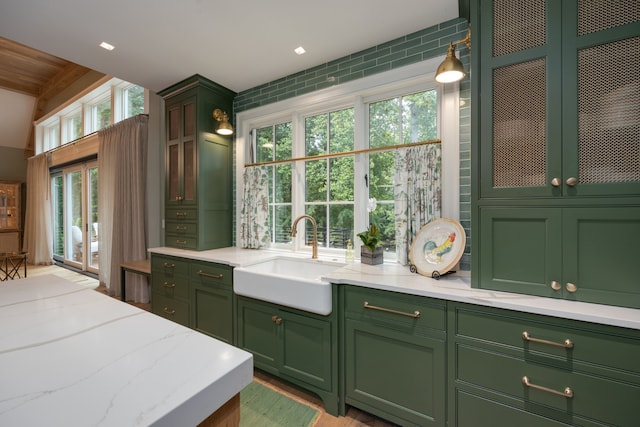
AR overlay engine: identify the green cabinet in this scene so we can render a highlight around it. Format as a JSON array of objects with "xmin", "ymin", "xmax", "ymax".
[
  {"xmin": 235, "ymin": 294, "xmax": 339, "ymax": 415},
  {"xmin": 150, "ymin": 254, "xmax": 190, "ymax": 327},
  {"xmin": 448, "ymin": 302, "xmax": 640, "ymax": 426},
  {"xmin": 472, "ymin": 0, "xmax": 640, "ymax": 308},
  {"xmin": 158, "ymin": 75, "xmax": 235, "ymax": 251},
  {"xmin": 190, "ymin": 260, "xmax": 234, "ymax": 343},
  {"xmin": 150, "ymin": 253, "xmax": 234, "ymax": 343},
  {"xmin": 478, "ymin": 206, "xmax": 640, "ymax": 306},
  {"xmin": 341, "ymin": 285, "xmax": 446, "ymax": 426}
]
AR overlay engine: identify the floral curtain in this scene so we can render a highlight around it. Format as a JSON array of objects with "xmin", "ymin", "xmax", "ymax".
[
  {"xmin": 394, "ymin": 143, "xmax": 442, "ymax": 265},
  {"xmin": 239, "ymin": 166, "xmax": 270, "ymax": 248}
]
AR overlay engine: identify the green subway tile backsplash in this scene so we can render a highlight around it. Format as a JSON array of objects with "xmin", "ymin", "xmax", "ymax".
[{"xmin": 233, "ymin": 17, "xmax": 471, "ymax": 269}]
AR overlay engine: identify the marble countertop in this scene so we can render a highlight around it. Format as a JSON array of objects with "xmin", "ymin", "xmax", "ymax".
[
  {"xmin": 149, "ymin": 247, "xmax": 640, "ymax": 331},
  {"xmin": 0, "ymin": 275, "xmax": 253, "ymax": 427}
]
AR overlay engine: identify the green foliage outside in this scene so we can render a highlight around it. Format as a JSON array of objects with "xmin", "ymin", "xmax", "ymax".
[{"xmin": 257, "ymin": 89, "xmax": 437, "ymax": 252}]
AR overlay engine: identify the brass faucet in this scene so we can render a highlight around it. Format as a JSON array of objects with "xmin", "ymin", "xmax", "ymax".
[{"xmin": 291, "ymin": 215, "xmax": 318, "ymax": 259}]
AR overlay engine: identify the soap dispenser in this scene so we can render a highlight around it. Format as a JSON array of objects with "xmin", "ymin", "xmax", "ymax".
[{"xmin": 345, "ymin": 239, "xmax": 354, "ymax": 263}]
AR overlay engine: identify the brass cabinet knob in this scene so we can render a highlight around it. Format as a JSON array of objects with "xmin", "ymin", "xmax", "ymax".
[
  {"xmin": 550, "ymin": 280, "xmax": 562, "ymax": 291},
  {"xmin": 550, "ymin": 178, "xmax": 561, "ymax": 187},
  {"xmin": 566, "ymin": 177, "xmax": 578, "ymax": 187},
  {"xmin": 566, "ymin": 282, "xmax": 578, "ymax": 293},
  {"xmin": 271, "ymin": 315, "xmax": 282, "ymax": 325}
]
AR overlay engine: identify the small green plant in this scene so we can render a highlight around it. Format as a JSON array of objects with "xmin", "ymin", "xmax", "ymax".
[{"xmin": 357, "ymin": 224, "xmax": 381, "ymax": 251}]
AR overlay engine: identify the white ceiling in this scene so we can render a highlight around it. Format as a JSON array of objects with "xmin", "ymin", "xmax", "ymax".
[{"xmin": 0, "ymin": 0, "xmax": 459, "ymax": 94}]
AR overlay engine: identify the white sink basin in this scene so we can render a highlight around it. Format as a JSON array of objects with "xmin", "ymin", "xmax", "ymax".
[{"xmin": 233, "ymin": 257, "xmax": 345, "ymax": 315}]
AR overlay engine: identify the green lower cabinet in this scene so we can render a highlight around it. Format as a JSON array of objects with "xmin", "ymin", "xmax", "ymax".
[
  {"xmin": 235, "ymin": 294, "xmax": 339, "ymax": 416},
  {"xmin": 150, "ymin": 255, "xmax": 234, "ymax": 342},
  {"xmin": 190, "ymin": 260, "xmax": 233, "ymax": 343},
  {"xmin": 448, "ymin": 302, "xmax": 640, "ymax": 427},
  {"xmin": 342, "ymin": 285, "xmax": 447, "ymax": 427}
]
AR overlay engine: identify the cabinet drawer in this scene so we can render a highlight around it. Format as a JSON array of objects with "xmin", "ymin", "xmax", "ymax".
[
  {"xmin": 344, "ymin": 286, "xmax": 446, "ymax": 333},
  {"xmin": 165, "ymin": 235, "xmax": 197, "ymax": 249},
  {"xmin": 151, "ymin": 255, "xmax": 190, "ymax": 277},
  {"xmin": 191, "ymin": 260, "xmax": 232, "ymax": 288},
  {"xmin": 454, "ymin": 304, "xmax": 640, "ymax": 376},
  {"xmin": 455, "ymin": 390, "xmax": 572, "ymax": 427},
  {"xmin": 166, "ymin": 207, "xmax": 197, "ymax": 222},
  {"xmin": 152, "ymin": 292, "xmax": 189, "ymax": 327},
  {"xmin": 151, "ymin": 275, "xmax": 189, "ymax": 300},
  {"xmin": 165, "ymin": 221, "xmax": 197, "ymax": 235},
  {"xmin": 457, "ymin": 345, "xmax": 639, "ymax": 427}
]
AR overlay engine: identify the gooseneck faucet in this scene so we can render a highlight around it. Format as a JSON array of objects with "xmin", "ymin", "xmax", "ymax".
[{"xmin": 291, "ymin": 215, "xmax": 318, "ymax": 259}]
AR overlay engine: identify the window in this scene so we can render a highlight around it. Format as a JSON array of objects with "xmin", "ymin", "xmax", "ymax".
[
  {"xmin": 236, "ymin": 58, "xmax": 460, "ymax": 258},
  {"xmin": 304, "ymin": 108, "xmax": 354, "ymax": 249},
  {"xmin": 45, "ymin": 122, "xmax": 60, "ymax": 151},
  {"xmin": 34, "ymin": 78, "xmax": 145, "ymax": 155},
  {"xmin": 256, "ymin": 122, "xmax": 292, "ymax": 244},
  {"xmin": 89, "ymin": 96, "xmax": 112, "ymax": 132},
  {"xmin": 62, "ymin": 108, "xmax": 82, "ymax": 143},
  {"xmin": 121, "ymin": 84, "xmax": 145, "ymax": 119},
  {"xmin": 368, "ymin": 90, "xmax": 438, "ymax": 253}
]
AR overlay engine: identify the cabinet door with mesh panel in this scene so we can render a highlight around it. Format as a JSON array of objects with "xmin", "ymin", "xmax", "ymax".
[
  {"xmin": 562, "ymin": 0, "xmax": 640, "ymax": 197},
  {"xmin": 479, "ymin": 0, "xmax": 640, "ymax": 199}
]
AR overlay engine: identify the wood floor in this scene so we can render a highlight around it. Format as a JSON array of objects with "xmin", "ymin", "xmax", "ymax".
[{"xmin": 25, "ymin": 263, "xmax": 397, "ymax": 427}]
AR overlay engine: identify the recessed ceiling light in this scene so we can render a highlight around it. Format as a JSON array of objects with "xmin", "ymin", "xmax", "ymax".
[
  {"xmin": 99, "ymin": 41, "xmax": 115, "ymax": 51},
  {"xmin": 294, "ymin": 46, "xmax": 306, "ymax": 55}
]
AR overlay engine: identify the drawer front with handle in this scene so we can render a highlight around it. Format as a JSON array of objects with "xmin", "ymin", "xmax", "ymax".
[
  {"xmin": 151, "ymin": 292, "xmax": 189, "ymax": 327},
  {"xmin": 151, "ymin": 255, "xmax": 190, "ymax": 277},
  {"xmin": 456, "ymin": 344, "xmax": 639, "ymax": 427},
  {"xmin": 453, "ymin": 304, "xmax": 640, "ymax": 376},
  {"xmin": 165, "ymin": 221, "xmax": 197, "ymax": 235},
  {"xmin": 344, "ymin": 286, "xmax": 446, "ymax": 333},
  {"xmin": 190, "ymin": 260, "xmax": 232, "ymax": 288}
]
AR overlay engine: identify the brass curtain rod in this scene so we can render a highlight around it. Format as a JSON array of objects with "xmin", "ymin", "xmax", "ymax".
[{"xmin": 245, "ymin": 138, "xmax": 441, "ymax": 168}]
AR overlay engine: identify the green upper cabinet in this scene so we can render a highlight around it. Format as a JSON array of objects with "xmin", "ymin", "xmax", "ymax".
[
  {"xmin": 158, "ymin": 75, "xmax": 236, "ymax": 251},
  {"xmin": 476, "ymin": 0, "xmax": 640, "ymax": 199},
  {"xmin": 472, "ymin": 0, "xmax": 640, "ymax": 308}
]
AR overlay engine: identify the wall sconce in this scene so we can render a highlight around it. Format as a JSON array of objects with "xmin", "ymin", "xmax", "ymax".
[
  {"xmin": 213, "ymin": 109, "xmax": 234, "ymax": 135},
  {"xmin": 435, "ymin": 28, "xmax": 471, "ymax": 84}
]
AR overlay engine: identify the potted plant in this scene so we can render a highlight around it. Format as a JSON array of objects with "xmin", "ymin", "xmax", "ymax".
[{"xmin": 357, "ymin": 224, "xmax": 383, "ymax": 265}]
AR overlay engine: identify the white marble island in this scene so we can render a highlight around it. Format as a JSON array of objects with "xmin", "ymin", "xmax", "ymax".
[{"xmin": 0, "ymin": 275, "xmax": 253, "ymax": 427}]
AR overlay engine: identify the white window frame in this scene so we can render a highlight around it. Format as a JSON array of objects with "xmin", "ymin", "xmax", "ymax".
[
  {"xmin": 61, "ymin": 106, "xmax": 83, "ymax": 144},
  {"xmin": 34, "ymin": 77, "xmax": 146, "ymax": 156},
  {"xmin": 236, "ymin": 58, "xmax": 460, "ymax": 257}
]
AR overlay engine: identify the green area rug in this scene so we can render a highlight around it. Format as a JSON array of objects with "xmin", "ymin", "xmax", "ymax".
[{"xmin": 240, "ymin": 381, "xmax": 319, "ymax": 427}]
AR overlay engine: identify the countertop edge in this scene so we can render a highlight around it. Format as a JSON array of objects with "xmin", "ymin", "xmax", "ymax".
[{"xmin": 149, "ymin": 247, "xmax": 640, "ymax": 331}]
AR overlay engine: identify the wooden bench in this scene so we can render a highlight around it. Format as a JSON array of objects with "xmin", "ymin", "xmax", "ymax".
[{"xmin": 120, "ymin": 259, "xmax": 151, "ymax": 301}]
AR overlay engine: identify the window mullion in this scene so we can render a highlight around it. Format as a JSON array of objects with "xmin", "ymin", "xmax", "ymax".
[
  {"xmin": 290, "ymin": 113, "xmax": 305, "ymax": 251},
  {"xmin": 353, "ymin": 97, "xmax": 368, "ymax": 249}
]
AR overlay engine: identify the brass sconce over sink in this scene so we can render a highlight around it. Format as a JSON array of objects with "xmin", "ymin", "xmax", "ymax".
[
  {"xmin": 213, "ymin": 108, "xmax": 234, "ymax": 135},
  {"xmin": 435, "ymin": 28, "xmax": 471, "ymax": 84}
]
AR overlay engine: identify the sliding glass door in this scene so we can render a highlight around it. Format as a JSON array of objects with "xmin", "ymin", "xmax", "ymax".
[{"xmin": 51, "ymin": 161, "xmax": 99, "ymax": 274}]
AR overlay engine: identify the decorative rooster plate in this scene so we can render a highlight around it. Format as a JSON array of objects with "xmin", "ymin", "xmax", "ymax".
[{"xmin": 409, "ymin": 218, "xmax": 465, "ymax": 278}]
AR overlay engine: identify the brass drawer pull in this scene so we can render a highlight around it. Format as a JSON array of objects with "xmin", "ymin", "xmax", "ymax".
[
  {"xmin": 163, "ymin": 307, "xmax": 176, "ymax": 316},
  {"xmin": 522, "ymin": 376, "xmax": 573, "ymax": 399},
  {"xmin": 162, "ymin": 282, "xmax": 176, "ymax": 288},
  {"xmin": 522, "ymin": 331, "xmax": 574, "ymax": 349},
  {"xmin": 175, "ymin": 239, "xmax": 188, "ymax": 245},
  {"xmin": 363, "ymin": 301, "xmax": 420, "ymax": 318},
  {"xmin": 175, "ymin": 226, "xmax": 188, "ymax": 232},
  {"xmin": 163, "ymin": 262, "xmax": 175, "ymax": 269},
  {"xmin": 197, "ymin": 270, "xmax": 224, "ymax": 280},
  {"xmin": 175, "ymin": 211, "xmax": 188, "ymax": 217}
]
